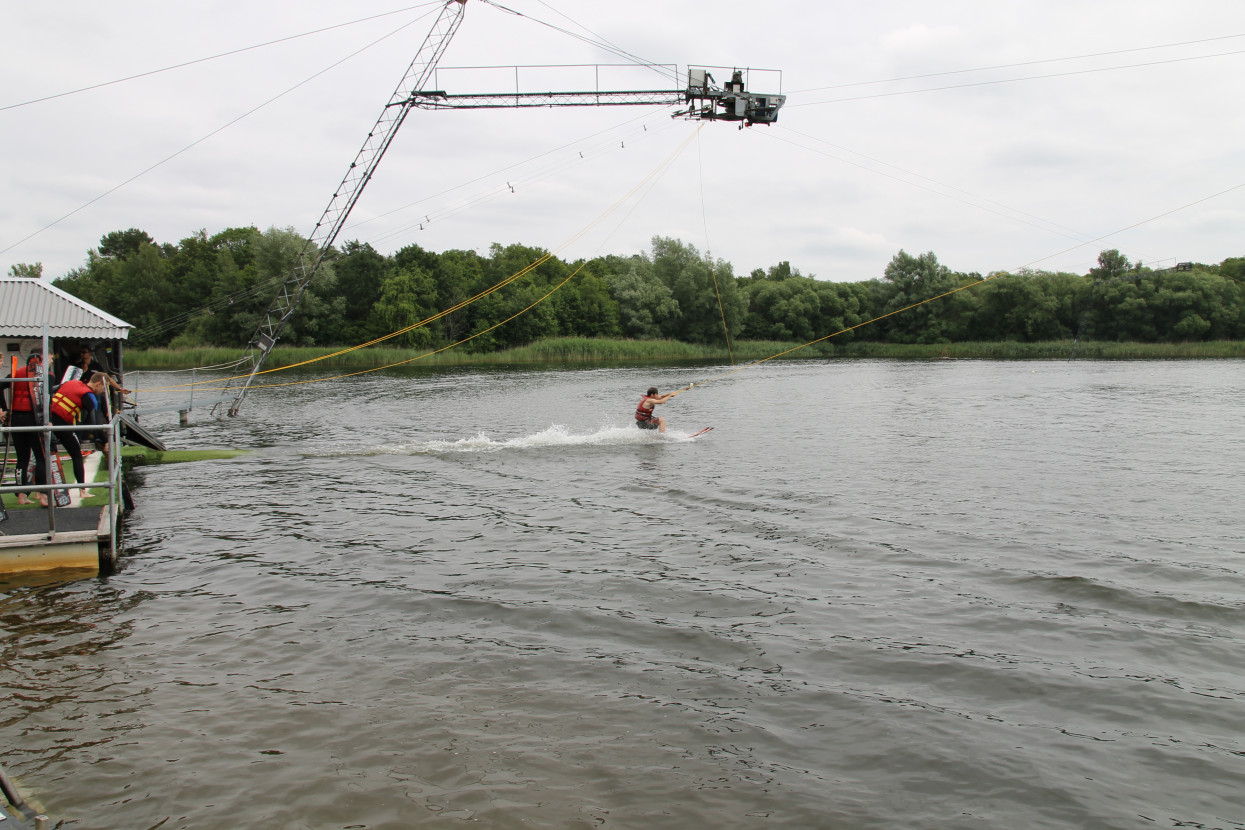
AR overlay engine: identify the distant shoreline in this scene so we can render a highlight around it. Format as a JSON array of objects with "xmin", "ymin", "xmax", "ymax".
[{"xmin": 123, "ymin": 337, "xmax": 1245, "ymax": 371}]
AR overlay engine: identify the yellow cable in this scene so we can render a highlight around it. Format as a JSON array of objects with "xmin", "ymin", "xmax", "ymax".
[
  {"xmin": 667, "ymin": 178, "xmax": 1245, "ymax": 398},
  {"xmin": 142, "ymin": 252, "xmax": 555, "ymax": 392},
  {"xmin": 668, "ymin": 273, "xmax": 996, "ymax": 399}
]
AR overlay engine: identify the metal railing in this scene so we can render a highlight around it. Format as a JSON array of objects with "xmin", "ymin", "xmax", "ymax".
[
  {"xmin": 2, "ymin": 329, "xmax": 123, "ymax": 560},
  {"xmin": 0, "ymin": 414, "xmax": 122, "ymax": 557}
]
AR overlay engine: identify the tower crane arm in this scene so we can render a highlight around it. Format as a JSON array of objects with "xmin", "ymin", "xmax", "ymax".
[
  {"xmin": 407, "ymin": 66, "xmax": 785, "ymax": 125},
  {"xmin": 220, "ymin": 0, "xmax": 469, "ymax": 417}
]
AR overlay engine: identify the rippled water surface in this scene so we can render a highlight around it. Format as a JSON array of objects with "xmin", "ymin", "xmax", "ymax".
[{"xmin": 2, "ymin": 359, "xmax": 1243, "ymax": 829}]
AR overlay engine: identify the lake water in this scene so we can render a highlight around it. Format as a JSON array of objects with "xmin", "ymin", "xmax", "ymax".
[{"xmin": 1, "ymin": 359, "xmax": 1242, "ymax": 829}]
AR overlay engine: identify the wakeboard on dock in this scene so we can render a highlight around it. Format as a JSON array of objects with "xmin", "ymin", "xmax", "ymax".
[{"xmin": 47, "ymin": 451, "xmax": 72, "ymax": 507}]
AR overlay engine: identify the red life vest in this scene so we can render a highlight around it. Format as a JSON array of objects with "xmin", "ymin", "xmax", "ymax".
[
  {"xmin": 8, "ymin": 365, "xmax": 38, "ymax": 413},
  {"xmin": 635, "ymin": 395, "xmax": 657, "ymax": 421},
  {"xmin": 50, "ymin": 379, "xmax": 92, "ymax": 423}
]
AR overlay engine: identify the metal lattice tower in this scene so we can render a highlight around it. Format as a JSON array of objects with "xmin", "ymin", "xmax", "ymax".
[{"xmin": 219, "ymin": 0, "xmax": 469, "ymax": 416}]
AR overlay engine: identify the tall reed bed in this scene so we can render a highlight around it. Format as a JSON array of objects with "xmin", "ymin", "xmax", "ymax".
[
  {"xmin": 828, "ymin": 341, "xmax": 1245, "ymax": 359},
  {"xmin": 126, "ymin": 338, "xmax": 1245, "ymax": 371}
]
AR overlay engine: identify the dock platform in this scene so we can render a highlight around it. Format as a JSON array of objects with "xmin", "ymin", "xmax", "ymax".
[{"xmin": 0, "ymin": 503, "xmax": 121, "ymax": 575}]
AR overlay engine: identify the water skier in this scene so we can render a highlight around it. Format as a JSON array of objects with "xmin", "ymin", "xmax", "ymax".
[{"xmin": 635, "ymin": 386, "xmax": 676, "ymax": 433}]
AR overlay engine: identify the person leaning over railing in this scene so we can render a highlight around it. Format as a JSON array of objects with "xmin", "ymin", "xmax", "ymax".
[{"xmin": 48, "ymin": 371, "xmax": 108, "ymax": 501}]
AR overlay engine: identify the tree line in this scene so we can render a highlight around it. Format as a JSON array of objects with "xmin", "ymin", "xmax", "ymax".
[{"xmin": 24, "ymin": 226, "xmax": 1245, "ymax": 350}]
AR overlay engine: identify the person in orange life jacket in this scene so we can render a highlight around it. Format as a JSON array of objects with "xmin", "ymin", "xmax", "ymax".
[
  {"xmin": 48, "ymin": 372, "xmax": 107, "ymax": 500},
  {"xmin": 635, "ymin": 386, "xmax": 677, "ymax": 433},
  {"xmin": 0, "ymin": 350, "xmax": 50, "ymax": 506}
]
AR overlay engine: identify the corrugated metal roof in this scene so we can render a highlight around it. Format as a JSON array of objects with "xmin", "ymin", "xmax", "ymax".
[{"xmin": 0, "ymin": 277, "xmax": 132, "ymax": 339}]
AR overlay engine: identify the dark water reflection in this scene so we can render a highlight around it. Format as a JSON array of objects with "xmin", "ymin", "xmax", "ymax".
[{"xmin": 2, "ymin": 360, "xmax": 1242, "ymax": 829}]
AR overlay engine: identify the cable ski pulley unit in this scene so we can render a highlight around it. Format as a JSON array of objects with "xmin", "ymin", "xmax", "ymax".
[{"xmin": 681, "ymin": 67, "xmax": 785, "ymax": 125}]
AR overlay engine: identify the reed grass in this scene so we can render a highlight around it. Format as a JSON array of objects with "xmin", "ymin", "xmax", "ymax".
[
  {"xmin": 124, "ymin": 338, "xmax": 1245, "ymax": 371},
  {"xmin": 827, "ymin": 340, "xmax": 1245, "ymax": 359}
]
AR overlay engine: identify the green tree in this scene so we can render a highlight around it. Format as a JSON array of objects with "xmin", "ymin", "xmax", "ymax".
[
  {"xmin": 335, "ymin": 240, "xmax": 389, "ymax": 344},
  {"xmin": 98, "ymin": 228, "xmax": 155, "ymax": 260},
  {"xmin": 56, "ymin": 237, "xmax": 174, "ymax": 331},
  {"xmin": 744, "ymin": 276, "xmax": 820, "ymax": 341},
  {"xmin": 165, "ymin": 230, "xmax": 223, "ymax": 316},
  {"xmin": 878, "ymin": 250, "xmax": 976, "ymax": 343},
  {"xmin": 248, "ymin": 227, "xmax": 344, "ymax": 346},
  {"xmin": 1219, "ymin": 257, "xmax": 1245, "ymax": 283},
  {"xmin": 142, "ymin": 226, "xmax": 262, "ymax": 347},
  {"xmin": 1089, "ymin": 249, "xmax": 1133, "ymax": 282},
  {"xmin": 1082, "ymin": 250, "xmax": 1153, "ymax": 341},
  {"xmin": 742, "ymin": 263, "xmax": 869, "ymax": 349},
  {"xmin": 971, "ymin": 270, "xmax": 1086, "ymax": 342},
  {"xmin": 1148, "ymin": 268, "xmax": 1242, "ymax": 341},
  {"xmin": 605, "ymin": 266, "xmax": 678, "ymax": 339},
  {"xmin": 123, "ymin": 243, "xmax": 173, "ymax": 329},
  {"xmin": 6, "ymin": 262, "xmax": 42, "ymax": 278},
  {"xmin": 650, "ymin": 237, "xmax": 744, "ymax": 344},
  {"xmin": 57, "ymin": 254, "xmax": 119, "ymax": 314},
  {"xmin": 432, "ymin": 249, "xmax": 486, "ymax": 344},
  {"xmin": 373, "ymin": 265, "xmax": 439, "ymax": 348},
  {"xmin": 553, "ymin": 267, "xmax": 620, "ymax": 338},
  {"xmin": 197, "ymin": 244, "xmax": 260, "ymax": 347},
  {"xmin": 812, "ymin": 280, "xmax": 869, "ymax": 346},
  {"xmin": 1092, "ymin": 279, "xmax": 1155, "ymax": 341},
  {"xmin": 464, "ymin": 244, "xmax": 564, "ymax": 349},
  {"xmin": 468, "ymin": 281, "xmax": 558, "ymax": 351}
]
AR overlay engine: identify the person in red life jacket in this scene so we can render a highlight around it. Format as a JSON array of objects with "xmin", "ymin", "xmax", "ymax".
[
  {"xmin": 48, "ymin": 371, "xmax": 107, "ymax": 500},
  {"xmin": 635, "ymin": 386, "xmax": 677, "ymax": 433},
  {"xmin": 0, "ymin": 350, "xmax": 50, "ymax": 506}
]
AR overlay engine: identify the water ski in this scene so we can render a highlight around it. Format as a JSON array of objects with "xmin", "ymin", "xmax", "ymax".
[{"xmin": 687, "ymin": 427, "xmax": 713, "ymax": 439}]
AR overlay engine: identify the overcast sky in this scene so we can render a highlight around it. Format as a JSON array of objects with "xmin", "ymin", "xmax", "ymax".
[{"xmin": 3, "ymin": 0, "xmax": 1244, "ymax": 287}]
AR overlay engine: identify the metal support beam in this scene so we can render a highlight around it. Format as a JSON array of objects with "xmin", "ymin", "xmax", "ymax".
[
  {"xmin": 407, "ymin": 66, "xmax": 786, "ymax": 125},
  {"xmin": 219, "ymin": 0, "xmax": 470, "ymax": 417}
]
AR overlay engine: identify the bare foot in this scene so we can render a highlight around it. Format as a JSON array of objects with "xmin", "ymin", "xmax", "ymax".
[
  {"xmin": 16, "ymin": 494, "xmax": 31, "ymax": 505},
  {"xmin": 37, "ymin": 494, "xmax": 49, "ymax": 508},
  {"xmin": 78, "ymin": 489, "xmax": 92, "ymax": 500}
]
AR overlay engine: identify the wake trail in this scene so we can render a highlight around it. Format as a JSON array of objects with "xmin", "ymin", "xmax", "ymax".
[{"xmin": 323, "ymin": 424, "xmax": 709, "ymax": 456}]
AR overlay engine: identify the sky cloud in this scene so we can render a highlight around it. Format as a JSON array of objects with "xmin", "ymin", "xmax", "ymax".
[{"xmin": 3, "ymin": 0, "xmax": 1244, "ymax": 289}]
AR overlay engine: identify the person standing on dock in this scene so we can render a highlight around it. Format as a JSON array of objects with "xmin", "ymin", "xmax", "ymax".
[
  {"xmin": 60, "ymin": 345, "xmax": 95, "ymax": 385},
  {"xmin": 48, "ymin": 372, "xmax": 107, "ymax": 500},
  {"xmin": 0, "ymin": 350, "xmax": 49, "ymax": 507},
  {"xmin": 61, "ymin": 344, "xmax": 130, "ymax": 397}
]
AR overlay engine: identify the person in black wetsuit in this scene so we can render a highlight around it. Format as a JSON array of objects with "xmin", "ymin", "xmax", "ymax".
[{"xmin": 0, "ymin": 350, "xmax": 49, "ymax": 506}]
